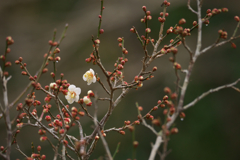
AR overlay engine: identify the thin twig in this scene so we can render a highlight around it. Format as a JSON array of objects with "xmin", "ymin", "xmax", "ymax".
[
  {"xmin": 93, "ymin": 98, "xmax": 113, "ymax": 160},
  {"xmin": 187, "ymin": 0, "xmax": 198, "ymax": 14},
  {"xmin": 15, "ymin": 144, "xmax": 28, "ymax": 159},
  {"xmin": 183, "ymin": 78, "xmax": 240, "ymax": 110}
]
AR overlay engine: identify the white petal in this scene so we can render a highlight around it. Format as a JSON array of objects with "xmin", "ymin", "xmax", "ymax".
[
  {"xmin": 75, "ymin": 87, "xmax": 81, "ymax": 95},
  {"xmin": 83, "ymin": 74, "xmax": 87, "ymax": 81},
  {"xmin": 90, "ymin": 68, "xmax": 95, "ymax": 75},
  {"xmin": 68, "ymin": 85, "xmax": 76, "ymax": 91},
  {"xmin": 87, "ymin": 79, "xmax": 92, "ymax": 85},
  {"xmin": 74, "ymin": 95, "xmax": 79, "ymax": 102},
  {"xmin": 65, "ymin": 94, "xmax": 71, "ymax": 100},
  {"xmin": 92, "ymin": 76, "xmax": 96, "ymax": 83},
  {"xmin": 68, "ymin": 98, "xmax": 74, "ymax": 104}
]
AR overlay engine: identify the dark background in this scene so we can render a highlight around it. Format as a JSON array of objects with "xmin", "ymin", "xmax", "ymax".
[{"xmin": 0, "ymin": 0, "xmax": 240, "ymax": 159}]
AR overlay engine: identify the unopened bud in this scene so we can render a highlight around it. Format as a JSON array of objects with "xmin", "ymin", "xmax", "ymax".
[
  {"xmin": 178, "ymin": 18, "xmax": 186, "ymax": 25},
  {"xmin": 234, "ymin": 16, "xmax": 240, "ymax": 22},
  {"xmin": 145, "ymin": 28, "xmax": 151, "ymax": 33}
]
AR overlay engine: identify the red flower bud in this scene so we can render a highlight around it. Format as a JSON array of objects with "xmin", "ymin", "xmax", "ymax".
[
  {"xmin": 234, "ymin": 16, "xmax": 240, "ymax": 22},
  {"xmin": 145, "ymin": 28, "xmax": 151, "ymax": 33},
  {"xmin": 99, "ymin": 29, "xmax": 104, "ymax": 34},
  {"xmin": 142, "ymin": 6, "xmax": 147, "ymax": 12},
  {"xmin": 231, "ymin": 42, "xmax": 237, "ymax": 49}
]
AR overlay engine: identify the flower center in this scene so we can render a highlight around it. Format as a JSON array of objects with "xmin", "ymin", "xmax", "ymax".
[
  {"xmin": 85, "ymin": 71, "xmax": 93, "ymax": 79},
  {"xmin": 70, "ymin": 91, "xmax": 76, "ymax": 98}
]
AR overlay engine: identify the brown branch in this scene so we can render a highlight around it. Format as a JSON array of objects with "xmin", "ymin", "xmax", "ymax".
[
  {"xmin": 96, "ymin": 77, "xmax": 110, "ymax": 95},
  {"xmin": 199, "ymin": 35, "xmax": 240, "ymax": 56},
  {"xmin": 182, "ymin": 38, "xmax": 193, "ymax": 62},
  {"xmin": 15, "ymin": 144, "xmax": 28, "ymax": 159},
  {"xmin": 183, "ymin": 78, "xmax": 240, "ymax": 110},
  {"xmin": 93, "ymin": 98, "xmax": 113, "ymax": 160}
]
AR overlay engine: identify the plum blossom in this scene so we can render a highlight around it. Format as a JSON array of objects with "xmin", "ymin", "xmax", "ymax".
[
  {"xmin": 83, "ymin": 68, "xmax": 96, "ymax": 85},
  {"xmin": 65, "ymin": 84, "xmax": 81, "ymax": 104},
  {"xmin": 83, "ymin": 96, "xmax": 92, "ymax": 106}
]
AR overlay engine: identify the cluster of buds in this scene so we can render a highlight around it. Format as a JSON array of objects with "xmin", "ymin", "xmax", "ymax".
[
  {"xmin": 16, "ymin": 103, "xmax": 23, "ymax": 111},
  {"xmin": 31, "ymin": 153, "xmax": 46, "ymax": 160},
  {"xmin": 42, "ymin": 105, "xmax": 50, "ymax": 114},
  {"xmin": 25, "ymin": 97, "xmax": 34, "ymax": 107},
  {"xmin": 124, "ymin": 120, "xmax": 131, "ymax": 125},
  {"xmin": 71, "ymin": 106, "xmax": 80, "ymax": 119},
  {"xmin": 121, "ymin": 47, "xmax": 128, "ymax": 55},
  {"xmin": 218, "ymin": 29, "xmax": 228, "ymax": 39},
  {"xmin": 114, "ymin": 57, "xmax": 128, "ymax": 70},
  {"xmin": 210, "ymin": 8, "xmax": 223, "ymax": 15},
  {"xmin": 140, "ymin": 6, "xmax": 152, "ymax": 23},
  {"xmin": 38, "ymin": 129, "xmax": 46, "ymax": 135},
  {"xmin": 40, "ymin": 136, "xmax": 47, "ymax": 142},
  {"xmin": 158, "ymin": 16, "xmax": 166, "ymax": 23},
  {"xmin": 85, "ymin": 52, "xmax": 96, "ymax": 65},
  {"xmin": 16, "ymin": 122, "xmax": 23, "ymax": 129},
  {"xmin": 166, "ymin": 26, "xmax": 173, "ymax": 34},
  {"xmin": 163, "ymin": 0, "xmax": 171, "ymax": 7},
  {"xmin": 0, "ymin": 36, "xmax": 15, "ymax": 76},
  {"xmin": 145, "ymin": 113, "xmax": 154, "ymax": 120},
  {"xmin": 134, "ymin": 76, "xmax": 146, "ymax": 89},
  {"xmin": 47, "ymin": 48, "xmax": 61, "ymax": 62},
  {"xmin": 48, "ymin": 40, "xmax": 58, "ymax": 46},
  {"xmin": 174, "ymin": 62, "xmax": 181, "ymax": 70},
  {"xmin": 31, "ymin": 81, "xmax": 41, "ymax": 90},
  {"xmin": 53, "ymin": 119, "xmax": 63, "ymax": 127},
  {"xmin": 6, "ymin": 36, "xmax": 14, "ymax": 45}
]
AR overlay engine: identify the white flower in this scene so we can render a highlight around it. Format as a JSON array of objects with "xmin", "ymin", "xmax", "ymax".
[
  {"xmin": 65, "ymin": 85, "xmax": 81, "ymax": 104},
  {"xmin": 83, "ymin": 96, "xmax": 91, "ymax": 104},
  {"xmin": 83, "ymin": 68, "xmax": 96, "ymax": 85},
  {"xmin": 83, "ymin": 96, "xmax": 92, "ymax": 106}
]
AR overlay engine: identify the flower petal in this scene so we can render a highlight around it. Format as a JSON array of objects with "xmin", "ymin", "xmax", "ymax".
[
  {"xmin": 68, "ymin": 85, "xmax": 76, "ymax": 91},
  {"xmin": 83, "ymin": 74, "xmax": 87, "ymax": 81},
  {"xmin": 92, "ymin": 76, "xmax": 96, "ymax": 83},
  {"xmin": 68, "ymin": 98, "xmax": 74, "ymax": 104},
  {"xmin": 75, "ymin": 87, "xmax": 81, "ymax": 95},
  {"xmin": 90, "ymin": 68, "xmax": 95, "ymax": 75},
  {"xmin": 65, "ymin": 93, "xmax": 71, "ymax": 100},
  {"xmin": 74, "ymin": 95, "xmax": 79, "ymax": 102}
]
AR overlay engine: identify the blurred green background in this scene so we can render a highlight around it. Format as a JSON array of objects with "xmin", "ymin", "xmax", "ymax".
[{"xmin": 0, "ymin": 0, "xmax": 240, "ymax": 159}]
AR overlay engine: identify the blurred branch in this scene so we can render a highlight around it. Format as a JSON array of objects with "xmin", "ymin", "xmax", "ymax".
[
  {"xmin": 183, "ymin": 78, "xmax": 240, "ymax": 110},
  {"xmin": 149, "ymin": 136, "xmax": 163, "ymax": 160},
  {"xmin": 15, "ymin": 144, "xmax": 28, "ymax": 159},
  {"xmin": 187, "ymin": 0, "xmax": 197, "ymax": 14},
  {"xmin": 0, "ymin": 67, "xmax": 12, "ymax": 160},
  {"xmin": 199, "ymin": 35, "xmax": 240, "ymax": 56},
  {"xmin": 193, "ymin": 0, "xmax": 202, "ymax": 60}
]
